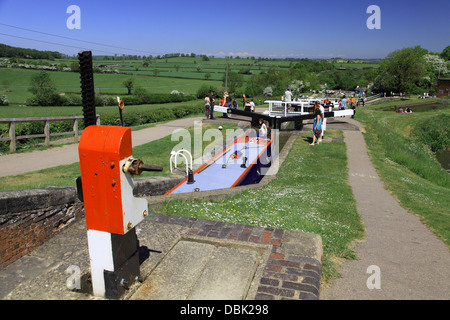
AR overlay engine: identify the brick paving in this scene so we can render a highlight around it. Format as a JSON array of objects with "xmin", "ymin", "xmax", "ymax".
[{"xmin": 147, "ymin": 213, "xmax": 322, "ymax": 300}]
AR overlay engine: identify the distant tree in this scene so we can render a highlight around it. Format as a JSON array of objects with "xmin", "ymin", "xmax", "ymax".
[
  {"xmin": 196, "ymin": 84, "xmax": 216, "ymax": 99},
  {"xmin": 0, "ymin": 95, "xmax": 8, "ymax": 106},
  {"xmin": 263, "ymin": 86, "xmax": 273, "ymax": 97},
  {"xmin": 424, "ymin": 54, "xmax": 449, "ymax": 78},
  {"xmin": 440, "ymin": 46, "xmax": 450, "ymax": 61},
  {"xmin": 70, "ymin": 61, "xmax": 80, "ymax": 72},
  {"xmin": 2, "ymin": 80, "xmax": 10, "ymax": 92},
  {"xmin": 288, "ymin": 80, "xmax": 305, "ymax": 95},
  {"xmin": 122, "ymin": 77, "xmax": 135, "ymax": 95},
  {"xmin": 134, "ymin": 86, "xmax": 150, "ymax": 103},
  {"xmin": 373, "ymin": 46, "xmax": 428, "ymax": 93},
  {"xmin": 28, "ymin": 71, "xmax": 61, "ymax": 106},
  {"xmin": 223, "ymin": 71, "xmax": 244, "ymax": 93}
]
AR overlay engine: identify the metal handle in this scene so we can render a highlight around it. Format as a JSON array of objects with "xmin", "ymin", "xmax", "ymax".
[{"xmin": 123, "ymin": 158, "xmax": 163, "ymax": 175}]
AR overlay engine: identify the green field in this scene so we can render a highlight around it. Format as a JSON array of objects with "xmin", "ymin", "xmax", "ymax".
[
  {"xmin": 0, "ymin": 67, "xmax": 222, "ymax": 105},
  {"xmin": 1, "ymin": 55, "xmax": 379, "ymax": 108},
  {"xmin": 0, "ymin": 56, "xmax": 296, "ymax": 105}
]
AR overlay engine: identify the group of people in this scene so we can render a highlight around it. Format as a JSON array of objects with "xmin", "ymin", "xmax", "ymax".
[
  {"xmin": 397, "ymin": 107, "xmax": 413, "ymax": 113},
  {"xmin": 204, "ymin": 92, "xmax": 255, "ymax": 119},
  {"xmin": 338, "ymin": 95, "xmax": 367, "ymax": 119},
  {"xmin": 204, "ymin": 92, "xmax": 328, "ymax": 145},
  {"xmin": 204, "ymin": 91, "xmax": 215, "ymax": 120}
]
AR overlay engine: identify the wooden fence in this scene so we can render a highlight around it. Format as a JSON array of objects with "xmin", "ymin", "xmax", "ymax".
[{"xmin": 0, "ymin": 115, "xmax": 100, "ymax": 153}]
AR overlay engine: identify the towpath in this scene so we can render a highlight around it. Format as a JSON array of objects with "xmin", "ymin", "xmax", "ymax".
[
  {"xmin": 0, "ymin": 116, "xmax": 204, "ymax": 178},
  {"xmin": 320, "ymin": 118, "xmax": 450, "ymax": 300}
]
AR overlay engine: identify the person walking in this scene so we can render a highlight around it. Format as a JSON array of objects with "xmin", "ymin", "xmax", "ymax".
[
  {"xmin": 314, "ymin": 100, "xmax": 325, "ymax": 142},
  {"xmin": 339, "ymin": 95, "xmax": 347, "ymax": 110},
  {"xmin": 310, "ymin": 108, "xmax": 322, "ymax": 146},
  {"xmin": 204, "ymin": 95, "xmax": 211, "ymax": 119},
  {"xmin": 209, "ymin": 91, "xmax": 215, "ymax": 119}
]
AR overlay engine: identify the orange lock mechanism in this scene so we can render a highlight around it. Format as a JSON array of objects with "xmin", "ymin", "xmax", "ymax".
[{"xmin": 78, "ymin": 125, "xmax": 162, "ymax": 235}]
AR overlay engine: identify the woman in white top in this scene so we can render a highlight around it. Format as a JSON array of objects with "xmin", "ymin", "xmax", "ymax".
[
  {"xmin": 259, "ymin": 118, "xmax": 267, "ymax": 138},
  {"xmin": 204, "ymin": 96, "xmax": 210, "ymax": 119}
]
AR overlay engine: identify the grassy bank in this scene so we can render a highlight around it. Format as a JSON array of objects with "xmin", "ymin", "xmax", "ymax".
[
  {"xmin": 158, "ymin": 130, "xmax": 365, "ymax": 283},
  {"xmin": 357, "ymin": 98, "xmax": 450, "ymax": 246}
]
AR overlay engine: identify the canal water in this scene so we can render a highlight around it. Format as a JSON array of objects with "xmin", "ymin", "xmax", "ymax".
[{"xmin": 436, "ymin": 149, "xmax": 450, "ymax": 172}]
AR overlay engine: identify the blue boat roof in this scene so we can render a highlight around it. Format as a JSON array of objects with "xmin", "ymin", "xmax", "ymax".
[{"xmin": 166, "ymin": 132, "xmax": 271, "ymax": 194}]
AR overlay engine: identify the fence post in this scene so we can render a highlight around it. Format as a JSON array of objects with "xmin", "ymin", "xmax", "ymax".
[
  {"xmin": 73, "ymin": 118, "xmax": 79, "ymax": 143},
  {"xmin": 9, "ymin": 120, "xmax": 16, "ymax": 153},
  {"xmin": 44, "ymin": 118, "xmax": 50, "ymax": 147}
]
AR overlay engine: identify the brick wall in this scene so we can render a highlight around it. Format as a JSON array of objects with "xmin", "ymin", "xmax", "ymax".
[{"xmin": 0, "ymin": 187, "xmax": 84, "ymax": 269}]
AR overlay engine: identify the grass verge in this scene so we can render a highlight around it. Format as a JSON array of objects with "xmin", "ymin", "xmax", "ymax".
[{"xmin": 158, "ymin": 130, "xmax": 365, "ymax": 283}]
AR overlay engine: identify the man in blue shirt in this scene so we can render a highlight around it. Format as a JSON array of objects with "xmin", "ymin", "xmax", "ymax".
[{"xmin": 340, "ymin": 95, "xmax": 347, "ymax": 110}]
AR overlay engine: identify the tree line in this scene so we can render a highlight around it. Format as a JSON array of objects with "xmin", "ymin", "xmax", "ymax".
[
  {"xmin": 372, "ymin": 46, "xmax": 449, "ymax": 94},
  {"xmin": 0, "ymin": 43, "xmax": 64, "ymax": 60},
  {"xmin": 237, "ymin": 46, "xmax": 450, "ymax": 98}
]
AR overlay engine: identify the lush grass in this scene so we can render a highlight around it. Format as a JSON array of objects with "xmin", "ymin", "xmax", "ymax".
[
  {"xmin": 158, "ymin": 130, "xmax": 365, "ymax": 283},
  {"xmin": 357, "ymin": 98, "xmax": 450, "ymax": 246}
]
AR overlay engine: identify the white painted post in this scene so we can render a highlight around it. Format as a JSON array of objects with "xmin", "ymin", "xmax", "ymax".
[
  {"xmin": 44, "ymin": 118, "xmax": 50, "ymax": 147},
  {"xmin": 73, "ymin": 118, "xmax": 79, "ymax": 143},
  {"xmin": 9, "ymin": 120, "xmax": 15, "ymax": 153}
]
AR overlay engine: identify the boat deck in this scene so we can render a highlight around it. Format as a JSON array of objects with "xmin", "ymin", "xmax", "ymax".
[{"xmin": 166, "ymin": 131, "xmax": 271, "ymax": 194}]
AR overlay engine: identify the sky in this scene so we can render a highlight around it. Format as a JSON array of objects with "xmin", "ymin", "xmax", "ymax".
[{"xmin": 0, "ymin": 0, "xmax": 449, "ymax": 59}]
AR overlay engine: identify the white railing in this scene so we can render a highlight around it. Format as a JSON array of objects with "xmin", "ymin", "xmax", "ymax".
[
  {"xmin": 170, "ymin": 149, "xmax": 193, "ymax": 176},
  {"xmin": 365, "ymin": 94, "xmax": 380, "ymax": 102},
  {"xmin": 264, "ymin": 99, "xmax": 338, "ymax": 116}
]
